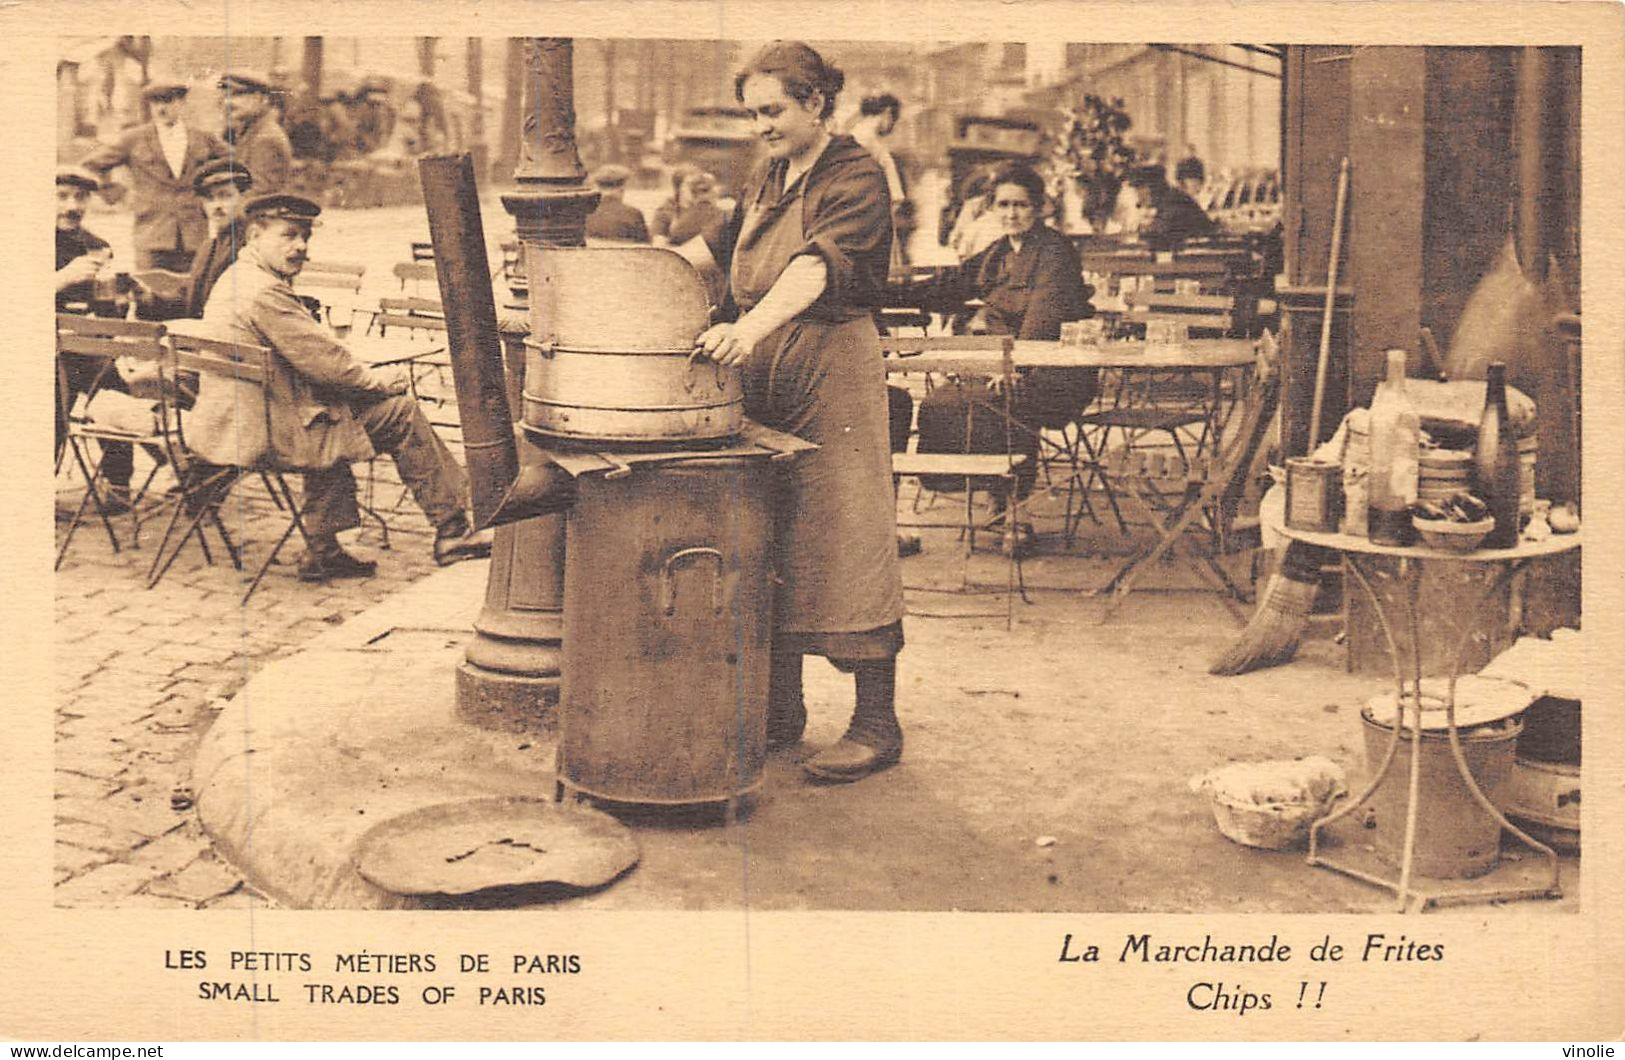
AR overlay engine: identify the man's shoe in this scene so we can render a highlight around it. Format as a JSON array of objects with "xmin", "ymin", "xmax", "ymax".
[
  {"xmin": 802, "ymin": 737, "xmax": 901, "ymax": 782},
  {"xmin": 297, "ymin": 547, "xmax": 378, "ymax": 582},
  {"xmin": 896, "ymin": 530, "xmax": 923, "ymax": 557},
  {"xmin": 433, "ymin": 523, "xmax": 494, "ymax": 566}
]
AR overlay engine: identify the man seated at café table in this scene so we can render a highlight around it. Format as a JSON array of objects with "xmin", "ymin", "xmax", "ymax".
[
  {"xmin": 190, "ymin": 193, "xmax": 492, "ymax": 581},
  {"xmin": 54, "ymin": 165, "xmax": 138, "ymax": 515}
]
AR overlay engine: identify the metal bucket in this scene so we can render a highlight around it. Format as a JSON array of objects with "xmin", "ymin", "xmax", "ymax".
[
  {"xmin": 522, "ymin": 245, "xmax": 743, "ymax": 444},
  {"xmin": 558, "ymin": 455, "xmax": 773, "ymax": 805},
  {"xmin": 1359, "ymin": 708, "xmax": 1522, "ymax": 879}
]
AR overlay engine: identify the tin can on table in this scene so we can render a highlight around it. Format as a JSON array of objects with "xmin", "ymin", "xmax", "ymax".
[{"xmin": 1285, "ymin": 457, "xmax": 1345, "ymax": 532}]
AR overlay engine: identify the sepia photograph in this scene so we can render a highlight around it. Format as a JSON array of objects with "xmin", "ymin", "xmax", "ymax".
[{"xmin": 8, "ymin": 0, "xmax": 1624, "ymax": 1042}]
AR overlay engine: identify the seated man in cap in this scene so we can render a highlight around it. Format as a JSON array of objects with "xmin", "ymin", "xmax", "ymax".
[
  {"xmin": 78, "ymin": 80, "xmax": 225, "ymax": 272},
  {"xmin": 136, "ymin": 158, "xmax": 254, "ymax": 321},
  {"xmin": 54, "ymin": 166, "xmax": 138, "ymax": 514},
  {"xmin": 584, "ymin": 164, "xmax": 650, "ymax": 243},
  {"xmin": 219, "ymin": 72, "xmax": 292, "ymax": 194},
  {"xmin": 191, "ymin": 193, "xmax": 491, "ymax": 580}
]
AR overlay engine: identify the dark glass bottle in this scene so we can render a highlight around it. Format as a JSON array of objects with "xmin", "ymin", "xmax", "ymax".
[{"xmin": 1475, "ymin": 362, "xmax": 1522, "ymax": 549}]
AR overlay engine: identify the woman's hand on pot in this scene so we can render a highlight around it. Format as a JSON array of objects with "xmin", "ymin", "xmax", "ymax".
[{"xmin": 694, "ymin": 321, "xmax": 762, "ymax": 367}]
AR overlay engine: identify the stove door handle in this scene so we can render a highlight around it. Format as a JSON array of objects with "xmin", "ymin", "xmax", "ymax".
[{"xmin": 662, "ymin": 547, "xmax": 726, "ymax": 616}]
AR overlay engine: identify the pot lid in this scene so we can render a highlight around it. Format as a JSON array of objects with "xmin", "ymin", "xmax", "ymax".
[
  {"xmin": 1361, "ymin": 675, "xmax": 1535, "ymax": 731},
  {"xmin": 534, "ymin": 246, "xmax": 712, "ymax": 351},
  {"xmin": 353, "ymin": 797, "xmax": 639, "ymax": 898}
]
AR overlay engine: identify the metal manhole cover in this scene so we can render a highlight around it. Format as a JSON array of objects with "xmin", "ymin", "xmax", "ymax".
[{"xmin": 353, "ymin": 797, "xmax": 639, "ymax": 897}]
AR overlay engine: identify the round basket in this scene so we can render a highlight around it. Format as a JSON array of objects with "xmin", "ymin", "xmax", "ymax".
[{"xmin": 1205, "ymin": 792, "xmax": 1326, "ymax": 850}]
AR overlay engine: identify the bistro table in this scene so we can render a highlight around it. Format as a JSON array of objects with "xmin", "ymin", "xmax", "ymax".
[
  {"xmin": 883, "ymin": 336, "xmax": 1255, "ymax": 373},
  {"xmin": 884, "ymin": 337, "xmax": 1258, "ymax": 542},
  {"xmin": 1279, "ymin": 523, "xmax": 1582, "ymax": 912}
]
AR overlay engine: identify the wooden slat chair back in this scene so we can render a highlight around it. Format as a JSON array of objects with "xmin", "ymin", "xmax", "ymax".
[
  {"xmin": 145, "ymin": 333, "xmax": 318, "ymax": 604},
  {"xmin": 882, "ymin": 334, "xmax": 1030, "ymax": 628},
  {"xmin": 294, "ymin": 260, "xmax": 367, "ymax": 328},
  {"xmin": 55, "ymin": 314, "xmax": 171, "ymax": 566},
  {"xmin": 373, "ymin": 296, "xmax": 447, "ymax": 336},
  {"xmin": 393, "ymin": 260, "xmax": 438, "ymax": 294},
  {"xmin": 1122, "ymin": 289, "xmax": 1238, "ymax": 335}
]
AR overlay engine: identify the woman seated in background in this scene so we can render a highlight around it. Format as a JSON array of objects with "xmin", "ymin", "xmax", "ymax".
[{"xmin": 886, "ymin": 161, "xmax": 1097, "ymax": 547}]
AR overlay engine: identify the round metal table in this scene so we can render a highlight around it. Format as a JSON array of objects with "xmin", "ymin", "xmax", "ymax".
[{"xmin": 1279, "ymin": 524, "xmax": 1581, "ymax": 912}]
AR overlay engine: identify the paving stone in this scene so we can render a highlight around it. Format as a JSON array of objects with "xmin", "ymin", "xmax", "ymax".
[
  {"xmin": 126, "ymin": 828, "xmax": 210, "ymax": 878},
  {"xmin": 55, "ymin": 862, "xmax": 153, "ymax": 906},
  {"xmin": 54, "ymin": 818, "xmax": 147, "ymax": 855},
  {"xmin": 199, "ymin": 885, "xmax": 273, "ymax": 911},
  {"xmin": 102, "ymin": 653, "xmax": 190, "ymax": 678},
  {"xmin": 54, "ymin": 771, "xmax": 124, "ymax": 801},
  {"xmin": 55, "ymin": 842, "xmax": 110, "ymax": 877},
  {"xmin": 96, "ymin": 790, "xmax": 193, "ymax": 839},
  {"xmin": 146, "ymin": 852, "xmax": 244, "ymax": 905}
]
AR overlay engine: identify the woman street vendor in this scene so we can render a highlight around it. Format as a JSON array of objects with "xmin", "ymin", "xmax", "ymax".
[{"xmin": 693, "ymin": 41, "xmax": 905, "ymax": 783}]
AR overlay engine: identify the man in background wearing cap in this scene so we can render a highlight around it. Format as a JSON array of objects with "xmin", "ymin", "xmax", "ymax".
[
  {"xmin": 584, "ymin": 164, "xmax": 650, "ymax": 243},
  {"xmin": 137, "ymin": 158, "xmax": 253, "ymax": 321},
  {"xmin": 191, "ymin": 193, "xmax": 491, "ymax": 581},
  {"xmin": 219, "ymin": 73, "xmax": 292, "ymax": 195},
  {"xmin": 54, "ymin": 167, "xmax": 136, "ymax": 513},
  {"xmin": 78, "ymin": 81, "xmax": 225, "ymax": 272}
]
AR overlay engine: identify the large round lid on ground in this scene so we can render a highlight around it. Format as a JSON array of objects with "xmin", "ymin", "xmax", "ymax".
[{"xmin": 353, "ymin": 797, "xmax": 639, "ymax": 898}]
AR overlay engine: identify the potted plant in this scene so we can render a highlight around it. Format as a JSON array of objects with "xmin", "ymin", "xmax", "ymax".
[{"xmin": 1041, "ymin": 94, "xmax": 1137, "ymax": 234}]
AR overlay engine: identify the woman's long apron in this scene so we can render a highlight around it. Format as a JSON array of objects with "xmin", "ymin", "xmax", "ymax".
[{"xmin": 729, "ymin": 167, "xmax": 904, "ymax": 660}]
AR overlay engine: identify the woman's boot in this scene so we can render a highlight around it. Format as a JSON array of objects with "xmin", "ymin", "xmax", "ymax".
[
  {"xmin": 766, "ymin": 649, "xmax": 807, "ymax": 751},
  {"xmin": 803, "ymin": 658, "xmax": 902, "ymax": 781}
]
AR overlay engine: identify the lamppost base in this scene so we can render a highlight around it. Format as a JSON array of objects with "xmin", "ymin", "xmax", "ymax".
[{"xmin": 454, "ymin": 660, "xmax": 560, "ymax": 734}]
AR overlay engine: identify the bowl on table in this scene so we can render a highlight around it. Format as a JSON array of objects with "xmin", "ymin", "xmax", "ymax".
[{"xmin": 1412, "ymin": 515, "xmax": 1494, "ymax": 552}]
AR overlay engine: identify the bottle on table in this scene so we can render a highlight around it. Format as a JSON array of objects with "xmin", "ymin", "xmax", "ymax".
[
  {"xmin": 1475, "ymin": 361, "xmax": 1522, "ymax": 549},
  {"xmin": 1368, "ymin": 348, "xmax": 1421, "ymax": 546}
]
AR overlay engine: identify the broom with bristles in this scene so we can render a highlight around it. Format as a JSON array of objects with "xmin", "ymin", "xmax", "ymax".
[{"xmin": 1210, "ymin": 158, "xmax": 1349, "ymax": 677}]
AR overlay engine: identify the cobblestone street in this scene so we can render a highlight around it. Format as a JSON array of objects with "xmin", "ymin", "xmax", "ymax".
[{"xmin": 53, "ymin": 463, "xmax": 446, "ymax": 908}]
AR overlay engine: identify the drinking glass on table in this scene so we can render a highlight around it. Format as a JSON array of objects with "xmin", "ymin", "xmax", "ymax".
[{"xmin": 329, "ymin": 304, "xmax": 356, "ymax": 340}]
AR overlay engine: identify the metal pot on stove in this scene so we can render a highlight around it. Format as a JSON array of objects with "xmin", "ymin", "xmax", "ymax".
[{"xmin": 523, "ymin": 246, "xmax": 742, "ymax": 444}]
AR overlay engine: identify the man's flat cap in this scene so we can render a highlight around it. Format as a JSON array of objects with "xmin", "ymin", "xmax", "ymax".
[
  {"xmin": 55, "ymin": 166, "xmax": 100, "ymax": 192},
  {"xmin": 592, "ymin": 164, "xmax": 632, "ymax": 189},
  {"xmin": 219, "ymin": 72, "xmax": 275, "ymax": 96},
  {"xmin": 142, "ymin": 80, "xmax": 190, "ymax": 103},
  {"xmin": 194, "ymin": 158, "xmax": 254, "ymax": 195},
  {"xmin": 242, "ymin": 192, "xmax": 322, "ymax": 225}
]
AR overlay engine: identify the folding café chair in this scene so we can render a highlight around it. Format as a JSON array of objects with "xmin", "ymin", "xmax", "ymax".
[
  {"xmin": 293, "ymin": 260, "xmax": 367, "ymax": 330},
  {"xmin": 55, "ymin": 314, "xmax": 171, "ymax": 568},
  {"xmin": 884, "ymin": 335, "xmax": 1031, "ymax": 630},
  {"xmin": 1068, "ymin": 298, "xmax": 1240, "ymax": 540},
  {"xmin": 392, "ymin": 260, "xmax": 438, "ymax": 296},
  {"xmin": 144, "ymin": 332, "xmax": 321, "ymax": 605},
  {"xmin": 1091, "ymin": 331, "xmax": 1281, "ymax": 623}
]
